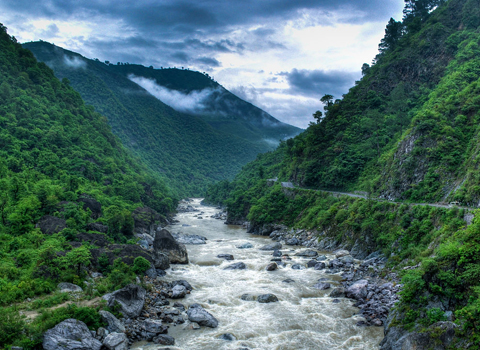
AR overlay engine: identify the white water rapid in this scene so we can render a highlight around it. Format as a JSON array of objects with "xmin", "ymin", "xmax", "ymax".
[{"xmin": 132, "ymin": 198, "xmax": 383, "ymax": 350}]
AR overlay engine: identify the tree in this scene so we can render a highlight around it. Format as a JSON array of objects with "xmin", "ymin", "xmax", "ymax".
[
  {"xmin": 320, "ymin": 94, "xmax": 334, "ymax": 109},
  {"xmin": 313, "ymin": 110, "xmax": 323, "ymax": 123},
  {"xmin": 361, "ymin": 63, "xmax": 370, "ymax": 76},
  {"xmin": 403, "ymin": 0, "xmax": 445, "ymax": 31},
  {"xmin": 378, "ymin": 18, "xmax": 404, "ymax": 53}
]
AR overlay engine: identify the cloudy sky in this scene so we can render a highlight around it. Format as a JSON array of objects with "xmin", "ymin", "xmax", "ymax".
[{"xmin": 1, "ymin": 0, "xmax": 404, "ymax": 128}]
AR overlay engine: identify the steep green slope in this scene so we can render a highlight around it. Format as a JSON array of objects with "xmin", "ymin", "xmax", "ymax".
[
  {"xmin": 22, "ymin": 42, "xmax": 301, "ymax": 197},
  {"xmin": 205, "ymin": 0, "xmax": 480, "ymax": 346},
  {"xmin": 0, "ymin": 24, "xmax": 175, "ymax": 346},
  {"xmin": 111, "ymin": 64, "xmax": 302, "ymax": 142}
]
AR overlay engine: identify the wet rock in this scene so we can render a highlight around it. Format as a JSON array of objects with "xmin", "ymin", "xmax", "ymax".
[
  {"xmin": 224, "ymin": 262, "xmax": 246, "ymax": 270},
  {"xmin": 143, "ymin": 319, "xmax": 168, "ymax": 334},
  {"xmin": 271, "ymin": 258, "xmax": 282, "ymax": 262},
  {"xmin": 272, "ymin": 249, "xmax": 282, "ymax": 257},
  {"xmin": 171, "ymin": 285, "xmax": 187, "ymax": 299},
  {"xmin": 314, "ymin": 262, "xmax": 326, "ymax": 270},
  {"xmin": 282, "ymin": 278, "xmax": 295, "ymax": 283},
  {"xmin": 191, "ymin": 322, "xmax": 201, "ymax": 330},
  {"xmin": 172, "ymin": 233, "xmax": 207, "ymax": 245},
  {"xmin": 156, "ymin": 269, "xmax": 167, "ymax": 277},
  {"xmin": 36, "ymin": 215, "xmax": 67, "ymax": 235},
  {"xmin": 335, "ymin": 249, "xmax": 350, "ymax": 258},
  {"xmin": 154, "ymin": 229, "xmax": 188, "ymax": 264},
  {"xmin": 317, "ymin": 255, "xmax": 327, "ymax": 261},
  {"xmin": 285, "ymin": 237, "xmax": 300, "ymax": 245},
  {"xmin": 345, "ymin": 280, "xmax": 368, "ymax": 301},
  {"xmin": 295, "ymin": 250, "xmax": 318, "ymax": 258},
  {"xmin": 259, "ymin": 242, "xmax": 282, "ymax": 251},
  {"xmin": 43, "ymin": 319, "xmax": 102, "ymax": 350},
  {"xmin": 103, "ymin": 332, "xmax": 128, "ymax": 350},
  {"xmin": 103, "ymin": 284, "xmax": 146, "ymax": 318},
  {"xmin": 187, "ymin": 304, "xmax": 219, "ymax": 328},
  {"xmin": 153, "ymin": 334, "xmax": 175, "ymax": 345},
  {"xmin": 99, "ymin": 310, "xmax": 125, "ymax": 333},
  {"xmin": 145, "ymin": 267, "xmax": 157, "ymax": 279},
  {"xmin": 339, "ymin": 255, "xmax": 355, "ymax": 265},
  {"xmin": 219, "ymin": 333, "xmax": 237, "ymax": 341},
  {"xmin": 217, "ymin": 254, "xmax": 234, "ymax": 260},
  {"xmin": 291, "ymin": 264, "xmax": 306, "ymax": 270},
  {"xmin": 257, "ymin": 294, "xmax": 279, "ymax": 303},
  {"xmin": 329, "ymin": 287, "xmax": 345, "ymax": 298},
  {"xmin": 266, "ymin": 262, "xmax": 278, "ymax": 271},
  {"xmin": 57, "ymin": 282, "xmax": 83, "ymax": 293},
  {"xmin": 313, "ymin": 282, "xmax": 331, "ymax": 290},
  {"xmin": 236, "ymin": 242, "xmax": 253, "ymax": 249},
  {"xmin": 172, "ymin": 280, "xmax": 193, "ymax": 291},
  {"xmin": 241, "ymin": 294, "xmax": 256, "ymax": 301},
  {"xmin": 307, "ymin": 260, "xmax": 318, "ymax": 268},
  {"xmin": 173, "ymin": 302, "xmax": 186, "ymax": 311},
  {"xmin": 332, "ymin": 299, "xmax": 341, "ymax": 303}
]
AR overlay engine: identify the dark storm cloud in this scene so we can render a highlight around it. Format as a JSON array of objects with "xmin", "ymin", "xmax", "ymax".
[
  {"xmin": 283, "ymin": 68, "xmax": 361, "ymax": 98},
  {"xmin": 3, "ymin": 0, "xmax": 400, "ymax": 34}
]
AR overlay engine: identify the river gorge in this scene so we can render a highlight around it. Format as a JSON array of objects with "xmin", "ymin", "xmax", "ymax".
[{"xmin": 132, "ymin": 198, "xmax": 385, "ymax": 350}]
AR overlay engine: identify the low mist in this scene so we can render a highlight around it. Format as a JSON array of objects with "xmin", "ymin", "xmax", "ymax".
[{"xmin": 129, "ymin": 75, "xmax": 218, "ymax": 115}]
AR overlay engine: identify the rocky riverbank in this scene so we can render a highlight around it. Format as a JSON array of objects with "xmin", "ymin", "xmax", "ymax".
[{"xmin": 239, "ymin": 222, "xmax": 403, "ymax": 334}]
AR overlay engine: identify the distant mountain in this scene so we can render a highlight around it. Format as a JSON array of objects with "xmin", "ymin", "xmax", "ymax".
[{"xmin": 23, "ymin": 41, "xmax": 302, "ymax": 196}]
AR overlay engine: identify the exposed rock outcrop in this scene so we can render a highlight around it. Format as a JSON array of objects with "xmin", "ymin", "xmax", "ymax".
[
  {"xmin": 154, "ymin": 229, "xmax": 188, "ymax": 264},
  {"xmin": 43, "ymin": 319, "xmax": 102, "ymax": 350},
  {"xmin": 103, "ymin": 284, "xmax": 146, "ymax": 318}
]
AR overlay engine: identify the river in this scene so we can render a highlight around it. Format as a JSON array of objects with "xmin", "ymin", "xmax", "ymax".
[{"xmin": 133, "ymin": 198, "xmax": 383, "ymax": 349}]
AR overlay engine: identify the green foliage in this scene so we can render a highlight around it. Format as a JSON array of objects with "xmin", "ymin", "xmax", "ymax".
[
  {"xmin": 132, "ymin": 256, "xmax": 151, "ymax": 275},
  {"xmin": 22, "ymin": 42, "xmax": 300, "ymax": 197}
]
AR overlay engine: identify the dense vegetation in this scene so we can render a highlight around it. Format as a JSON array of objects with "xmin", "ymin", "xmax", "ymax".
[
  {"xmin": 0, "ymin": 24, "xmax": 174, "ymax": 348},
  {"xmin": 205, "ymin": 0, "xmax": 480, "ymax": 345},
  {"xmin": 22, "ymin": 42, "xmax": 301, "ymax": 197}
]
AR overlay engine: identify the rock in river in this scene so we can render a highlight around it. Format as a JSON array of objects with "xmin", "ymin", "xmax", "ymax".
[
  {"xmin": 224, "ymin": 262, "xmax": 246, "ymax": 270},
  {"xmin": 217, "ymin": 254, "xmax": 234, "ymax": 260},
  {"xmin": 236, "ymin": 242, "xmax": 253, "ymax": 249},
  {"xmin": 187, "ymin": 304, "xmax": 219, "ymax": 328},
  {"xmin": 266, "ymin": 262, "xmax": 278, "ymax": 271},
  {"xmin": 259, "ymin": 242, "xmax": 282, "ymax": 251},
  {"xmin": 257, "ymin": 294, "xmax": 279, "ymax": 303}
]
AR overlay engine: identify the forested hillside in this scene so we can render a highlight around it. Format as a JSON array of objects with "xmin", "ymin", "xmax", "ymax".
[
  {"xmin": 22, "ymin": 42, "xmax": 301, "ymax": 196},
  {"xmin": 205, "ymin": 0, "xmax": 480, "ymax": 346},
  {"xmin": 0, "ymin": 24, "xmax": 174, "ymax": 347}
]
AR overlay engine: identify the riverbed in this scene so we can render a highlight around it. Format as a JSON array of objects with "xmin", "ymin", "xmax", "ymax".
[{"xmin": 133, "ymin": 198, "xmax": 383, "ymax": 349}]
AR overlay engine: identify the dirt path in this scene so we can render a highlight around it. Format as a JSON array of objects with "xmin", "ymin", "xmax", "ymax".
[{"xmin": 21, "ymin": 297, "xmax": 102, "ymax": 320}]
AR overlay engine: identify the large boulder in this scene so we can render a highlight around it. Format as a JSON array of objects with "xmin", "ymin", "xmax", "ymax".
[
  {"xmin": 43, "ymin": 318, "xmax": 102, "ymax": 350},
  {"xmin": 224, "ymin": 262, "xmax": 246, "ymax": 270},
  {"xmin": 187, "ymin": 304, "xmax": 218, "ymax": 328},
  {"xmin": 99, "ymin": 310, "xmax": 125, "ymax": 333},
  {"xmin": 154, "ymin": 229, "xmax": 188, "ymax": 264},
  {"xmin": 103, "ymin": 332, "xmax": 129, "ymax": 350},
  {"xmin": 102, "ymin": 284, "xmax": 146, "ymax": 318},
  {"xmin": 153, "ymin": 250, "xmax": 170, "ymax": 270},
  {"xmin": 257, "ymin": 294, "xmax": 279, "ymax": 303},
  {"xmin": 132, "ymin": 207, "xmax": 165, "ymax": 236},
  {"xmin": 36, "ymin": 215, "xmax": 67, "ymax": 235},
  {"xmin": 345, "ymin": 279, "xmax": 368, "ymax": 300}
]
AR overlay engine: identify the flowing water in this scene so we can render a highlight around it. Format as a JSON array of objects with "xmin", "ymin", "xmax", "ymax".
[{"xmin": 133, "ymin": 199, "xmax": 383, "ymax": 350}]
